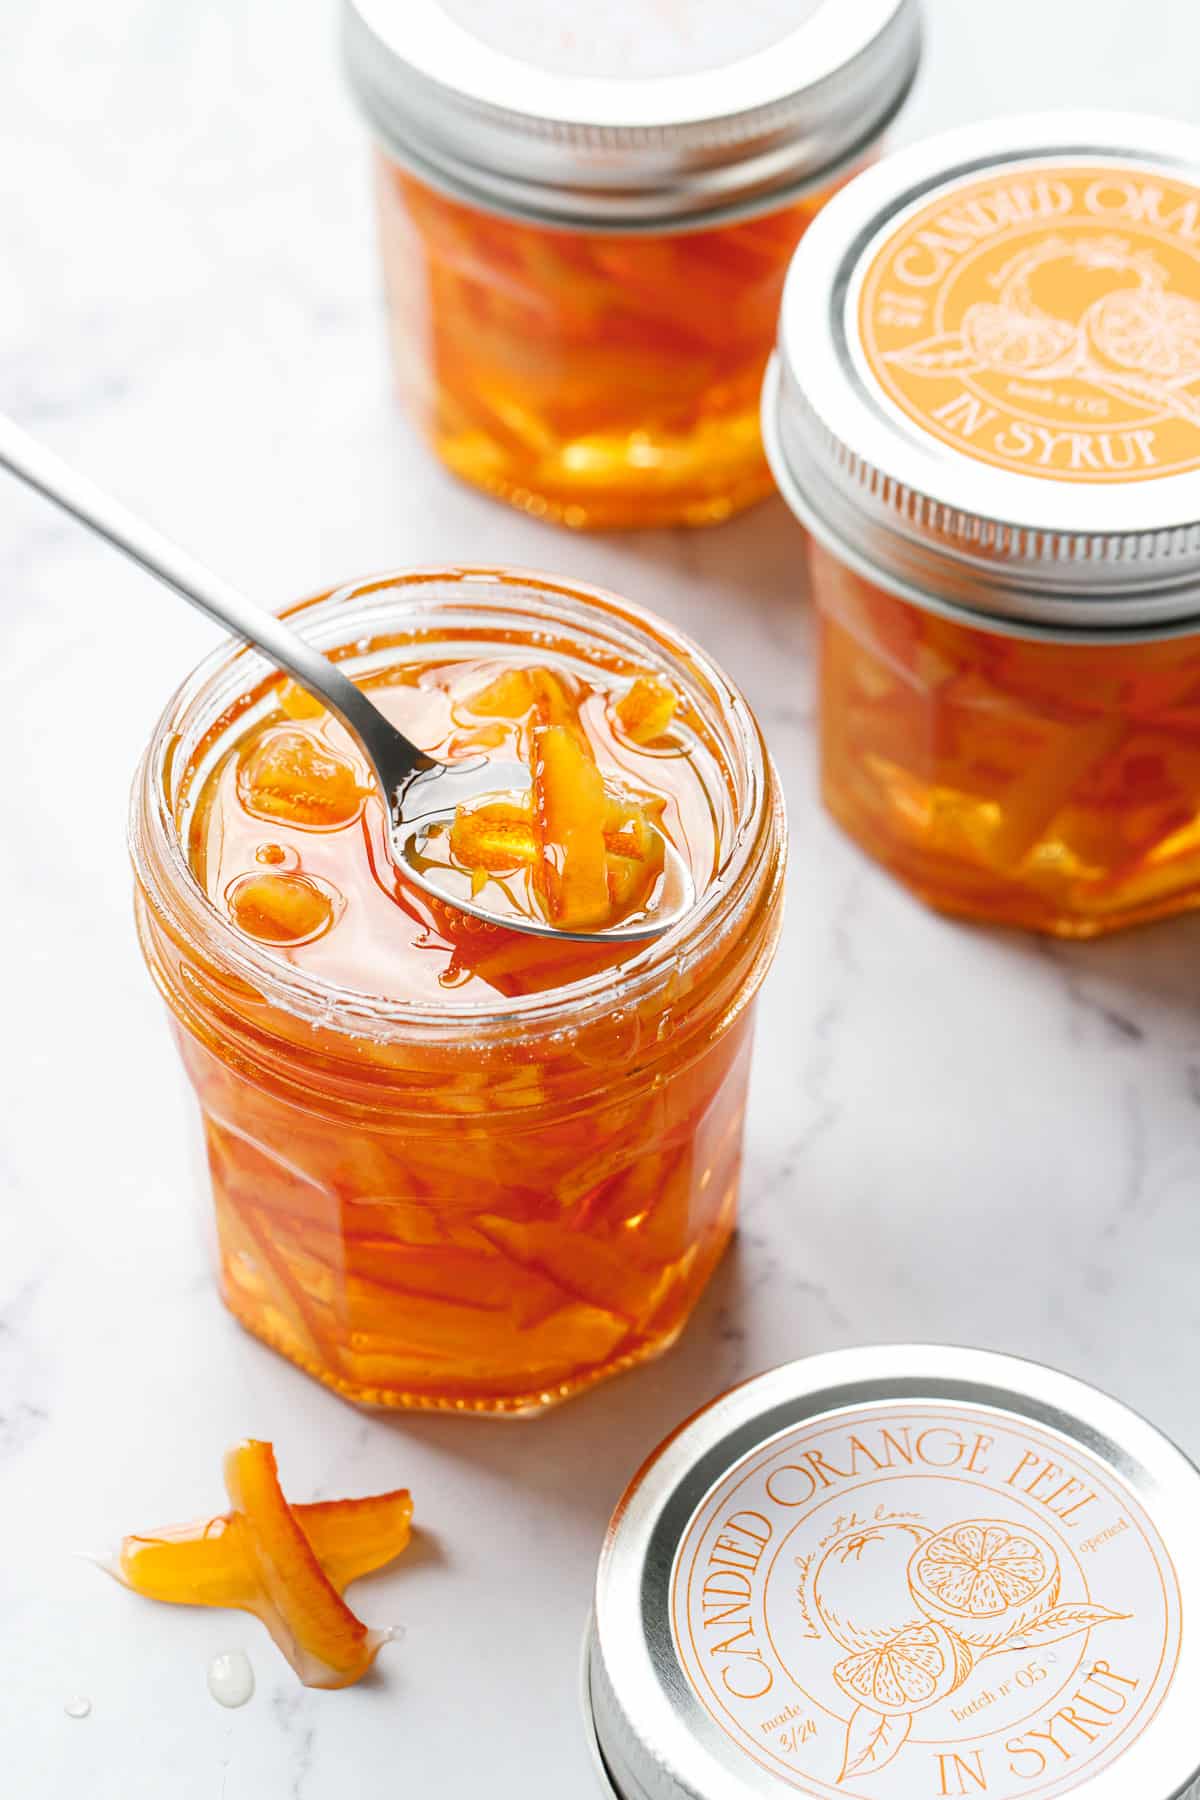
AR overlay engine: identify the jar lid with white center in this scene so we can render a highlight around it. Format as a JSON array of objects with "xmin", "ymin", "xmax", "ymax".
[
  {"xmin": 764, "ymin": 113, "xmax": 1200, "ymax": 637},
  {"xmin": 585, "ymin": 1346, "xmax": 1200, "ymax": 1800},
  {"xmin": 341, "ymin": 0, "xmax": 922, "ymax": 229}
]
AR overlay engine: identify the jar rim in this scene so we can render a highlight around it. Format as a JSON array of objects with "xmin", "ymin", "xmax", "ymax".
[
  {"xmin": 129, "ymin": 566, "xmax": 784, "ymax": 1045},
  {"xmin": 342, "ymin": 0, "xmax": 921, "ymax": 229},
  {"xmin": 765, "ymin": 358, "xmax": 1200, "ymax": 646},
  {"xmin": 767, "ymin": 112, "xmax": 1200, "ymax": 633}
]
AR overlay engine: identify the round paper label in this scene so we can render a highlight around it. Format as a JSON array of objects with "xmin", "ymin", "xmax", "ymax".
[
  {"xmin": 671, "ymin": 1405, "xmax": 1181, "ymax": 1798},
  {"xmin": 439, "ymin": 0, "xmax": 821, "ymax": 82},
  {"xmin": 856, "ymin": 163, "xmax": 1200, "ymax": 483}
]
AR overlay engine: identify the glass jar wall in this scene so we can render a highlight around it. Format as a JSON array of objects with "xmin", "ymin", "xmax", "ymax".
[
  {"xmin": 130, "ymin": 571, "xmax": 785, "ymax": 1414},
  {"xmin": 377, "ymin": 160, "xmax": 849, "ymax": 529},
  {"xmin": 813, "ymin": 545, "xmax": 1200, "ymax": 936},
  {"xmin": 344, "ymin": 0, "xmax": 921, "ymax": 527}
]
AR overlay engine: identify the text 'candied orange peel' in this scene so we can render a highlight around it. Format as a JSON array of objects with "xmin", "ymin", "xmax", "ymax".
[{"xmin": 103, "ymin": 1440, "xmax": 412, "ymax": 1690}]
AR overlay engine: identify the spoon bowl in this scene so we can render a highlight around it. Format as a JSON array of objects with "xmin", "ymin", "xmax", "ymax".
[{"xmin": 395, "ymin": 754, "xmax": 696, "ymax": 943}]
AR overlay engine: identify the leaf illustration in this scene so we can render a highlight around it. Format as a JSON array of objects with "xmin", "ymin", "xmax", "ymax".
[
  {"xmin": 839, "ymin": 1708, "xmax": 912, "ymax": 1784},
  {"xmin": 1084, "ymin": 370, "xmax": 1200, "ymax": 427},
  {"xmin": 989, "ymin": 1604, "xmax": 1130, "ymax": 1655},
  {"xmin": 882, "ymin": 333, "xmax": 980, "ymax": 374}
]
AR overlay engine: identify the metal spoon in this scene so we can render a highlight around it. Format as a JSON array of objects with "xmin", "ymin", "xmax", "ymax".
[{"xmin": 0, "ymin": 416, "xmax": 691, "ymax": 943}]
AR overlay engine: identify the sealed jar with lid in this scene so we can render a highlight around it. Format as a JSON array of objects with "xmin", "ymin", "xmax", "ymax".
[
  {"xmin": 342, "ymin": 0, "xmax": 921, "ymax": 529},
  {"xmin": 587, "ymin": 1345, "xmax": 1200, "ymax": 1800},
  {"xmin": 766, "ymin": 114, "xmax": 1200, "ymax": 936}
]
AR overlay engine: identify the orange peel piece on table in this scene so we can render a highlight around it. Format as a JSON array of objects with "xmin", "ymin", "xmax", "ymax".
[
  {"xmin": 102, "ymin": 1442, "xmax": 411, "ymax": 1689},
  {"xmin": 223, "ymin": 1440, "xmax": 392, "ymax": 1688},
  {"xmin": 114, "ymin": 1489, "xmax": 413, "ymax": 1607}
]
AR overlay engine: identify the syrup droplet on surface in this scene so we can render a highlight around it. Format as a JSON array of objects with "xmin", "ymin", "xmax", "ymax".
[
  {"xmin": 207, "ymin": 1650, "xmax": 255, "ymax": 1709},
  {"xmin": 64, "ymin": 1696, "xmax": 92, "ymax": 1720},
  {"xmin": 255, "ymin": 842, "xmax": 288, "ymax": 866}
]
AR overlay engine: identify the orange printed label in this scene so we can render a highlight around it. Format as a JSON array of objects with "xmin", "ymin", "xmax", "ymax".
[
  {"xmin": 857, "ymin": 163, "xmax": 1200, "ymax": 482},
  {"xmin": 671, "ymin": 1405, "xmax": 1181, "ymax": 1798}
]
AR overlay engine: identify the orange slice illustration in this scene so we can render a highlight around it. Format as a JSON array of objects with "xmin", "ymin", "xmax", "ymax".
[
  {"xmin": 834, "ymin": 1620, "xmax": 972, "ymax": 1715},
  {"xmin": 1087, "ymin": 289, "xmax": 1200, "ymax": 380},
  {"xmin": 961, "ymin": 303, "xmax": 1078, "ymax": 374},
  {"xmin": 908, "ymin": 1519, "xmax": 1059, "ymax": 1651}
]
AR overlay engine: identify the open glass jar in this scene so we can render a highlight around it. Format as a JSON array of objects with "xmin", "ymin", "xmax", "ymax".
[
  {"xmin": 766, "ymin": 113, "xmax": 1200, "ymax": 936},
  {"xmin": 129, "ymin": 570, "xmax": 785, "ymax": 1415},
  {"xmin": 343, "ymin": 0, "xmax": 921, "ymax": 529}
]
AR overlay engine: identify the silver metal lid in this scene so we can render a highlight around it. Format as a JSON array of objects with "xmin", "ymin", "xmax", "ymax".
[
  {"xmin": 341, "ymin": 0, "xmax": 921, "ymax": 229},
  {"xmin": 766, "ymin": 113, "xmax": 1200, "ymax": 634},
  {"xmin": 587, "ymin": 1346, "xmax": 1200, "ymax": 1800}
]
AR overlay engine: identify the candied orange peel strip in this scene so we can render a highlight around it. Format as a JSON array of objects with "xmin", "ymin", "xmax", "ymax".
[
  {"xmin": 227, "ymin": 871, "xmax": 335, "ymax": 945},
  {"xmin": 104, "ymin": 1443, "xmax": 411, "ymax": 1690},
  {"xmin": 448, "ymin": 800, "xmax": 538, "ymax": 878},
  {"xmin": 223, "ymin": 1440, "xmax": 389, "ymax": 1689},
  {"xmin": 464, "ymin": 665, "xmax": 577, "ymax": 731},
  {"xmin": 616, "ymin": 675, "xmax": 678, "ymax": 744},
  {"xmin": 115, "ymin": 1489, "xmax": 413, "ymax": 1608},
  {"xmin": 443, "ymin": 664, "xmax": 674, "ymax": 927},
  {"xmin": 239, "ymin": 727, "xmax": 365, "ymax": 829},
  {"xmin": 276, "ymin": 678, "xmax": 326, "ymax": 722},
  {"xmin": 446, "ymin": 776, "xmax": 667, "ymax": 926},
  {"xmin": 531, "ymin": 724, "xmax": 612, "ymax": 929}
]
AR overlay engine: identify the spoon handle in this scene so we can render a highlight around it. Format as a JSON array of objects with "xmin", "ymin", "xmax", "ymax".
[{"xmin": 0, "ymin": 414, "xmax": 426, "ymax": 786}]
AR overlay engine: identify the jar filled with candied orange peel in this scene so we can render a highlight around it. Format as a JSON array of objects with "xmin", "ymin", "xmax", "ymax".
[
  {"xmin": 766, "ymin": 114, "xmax": 1200, "ymax": 936},
  {"xmin": 342, "ymin": 0, "xmax": 921, "ymax": 529},
  {"xmin": 130, "ymin": 569, "xmax": 785, "ymax": 1414}
]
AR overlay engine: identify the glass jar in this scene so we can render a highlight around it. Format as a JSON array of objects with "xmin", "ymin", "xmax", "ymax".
[
  {"xmin": 765, "ymin": 112, "xmax": 1200, "ymax": 936},
  {"xmin": 129, "ymin": 570, "xmax": 786, "ymax": 1415},
  {"xmin": 343, "ymin": 0, "xmax": 921, "ymax": 529}
]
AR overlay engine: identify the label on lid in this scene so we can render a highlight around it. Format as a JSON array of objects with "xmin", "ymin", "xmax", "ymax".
[
  {"xmin": 437, "ymin": 0, "xmax": 821, "ymax": 82},
  {"xmin": 670, "ymin": 1403, "xmax": 1181, "ymax": 1797},
  {"xmin": 855, "ymin": 163, "xmax": 1200, "ymax": 484}
]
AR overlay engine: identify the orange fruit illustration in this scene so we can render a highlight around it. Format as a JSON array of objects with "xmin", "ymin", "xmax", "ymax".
[
  {"xmin": 812, "ymin": 1522, "xmax": 930, "ymax": 1654},
  {"xmin": 908, "ymin": 1519, "xmax": 1059, "ymax": 1652},
  {"xmin": 1086, "ymin": 289, "xmax": 1200, "ymax": 380},
  {"xmin": 833, "ymin": 1620, "xmax": 972, "ymax": 1715},
  {"xmin": 961, "ymin": 302, "xmax": 1078, "ymax": 373}
]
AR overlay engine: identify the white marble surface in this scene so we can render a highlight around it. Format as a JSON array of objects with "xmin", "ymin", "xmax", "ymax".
[{"xmin": 3, "ymin": 2, "xmax": 1200, "ymax": 1793}]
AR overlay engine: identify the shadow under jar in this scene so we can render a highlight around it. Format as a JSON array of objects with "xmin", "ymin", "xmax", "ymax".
[
  {"xmin": 343, "ymin": 0, "xmax": 921, "ymax": 530},
  {"xmin": 765, "ymin": 112, "xmax": 1200, "ymax": 936},
  {"xmin": 129, "ymin": 570, "xmax": 786, "ymax": 1415}
]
